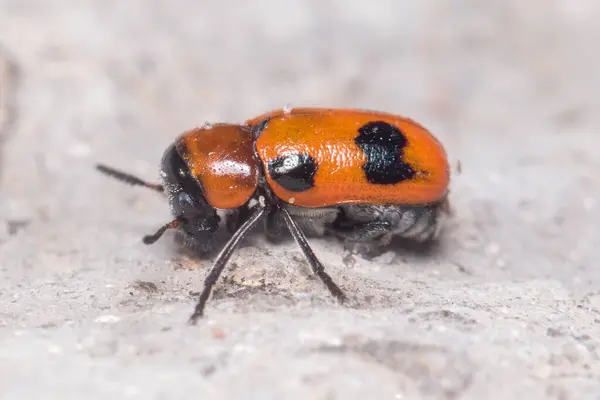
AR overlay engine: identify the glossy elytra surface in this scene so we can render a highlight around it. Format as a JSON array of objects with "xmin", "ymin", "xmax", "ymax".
[{"xmin": 250, "ymin": 108, "xmax": 450, "ymax": 208}]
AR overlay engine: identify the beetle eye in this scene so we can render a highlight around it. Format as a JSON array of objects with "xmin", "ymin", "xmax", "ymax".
[{"xmin": 177, "ymin": 192, "xmax": 195, "ymax": 210}]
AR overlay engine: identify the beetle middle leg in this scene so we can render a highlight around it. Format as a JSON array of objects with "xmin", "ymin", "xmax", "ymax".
[
  {"xmin": 264, "ymin": 205, "xmax": 339, "ymax": 242},
  {"xmin": 278, "ymin": 205, "xmax": 347, "ymax": 304}
]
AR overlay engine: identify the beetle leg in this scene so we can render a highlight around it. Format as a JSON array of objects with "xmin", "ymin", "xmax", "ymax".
[
  {"xmin": 278, "ymin": 205, "xmax": 347, "ymax": 304},
  {"xmin": 333, "ymin": 203, "xmax": 444, "ymax": 259},
  {"xmin": 265, "ymin": 206, "xmax": 338, "ymax": 242},
  {"xmin": 338, "ymin": 221, "xmax": 393, "ymax": 260},
  {"xmin": 188, "ymin": 204, "xmax": 267, "ymax": 324},
  {"xmin": 338, "ymin": 220, "xmax": 392, "ymax": 242}
]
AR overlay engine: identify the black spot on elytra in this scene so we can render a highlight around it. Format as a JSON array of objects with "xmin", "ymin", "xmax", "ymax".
[
  {"xmin": 355, "ymin": 121, "xmax": 415, "ymax": 184},
  {"xmin": 267, "ymin": 153, "xmax": 317, "ymax": 192}
]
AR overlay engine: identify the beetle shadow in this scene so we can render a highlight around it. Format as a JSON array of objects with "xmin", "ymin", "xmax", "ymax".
[
  {"xmin": 386, "ymin": 236, "xmax": 445, "ymax": 259},
  {"xmin": 167, "ymin": 221, "xmax": 447, "ymax": 276}
]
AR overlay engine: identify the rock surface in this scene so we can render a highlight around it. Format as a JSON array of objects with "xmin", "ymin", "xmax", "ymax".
[{"xmin": 1, "ymin": 1, "xmax": 599, "ymax": 399}]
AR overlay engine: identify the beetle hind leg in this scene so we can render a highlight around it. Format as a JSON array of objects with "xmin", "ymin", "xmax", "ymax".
[
  {"xmin": 334, "ymin": 203, "xmax": 444, "ymax": 259},
  {"xmin": 334, "ymin": 220, "xmax": 394, "ymax": 259}
]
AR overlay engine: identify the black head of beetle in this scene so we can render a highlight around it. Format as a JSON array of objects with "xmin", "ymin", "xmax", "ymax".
[
  {"xmin": 95, "ymin": 143, "xmax": 221, "ymax": 254},
  {"xmin": 156, "ymin": 143, "xmax": 220, "ymax": 253}
]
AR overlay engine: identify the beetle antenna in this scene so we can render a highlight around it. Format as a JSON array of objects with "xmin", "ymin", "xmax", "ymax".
[
  {"xmin": 143, "ymin": 218, "xmax": 181, "ymax": 244},
  {"xmin": 188, "ymin": 204, "xmax": 267, "ymax": 325},
  {"xmin": 279, "ymin": 205, "xmax": 347, "ymax": 304},
  {"xmin": 96, "ymin": 164, "xmax": 164, "ymax": 193}
]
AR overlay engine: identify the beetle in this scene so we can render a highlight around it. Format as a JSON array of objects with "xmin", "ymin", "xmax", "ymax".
[{"xmin": 96, "ymin": 107, "xmax": 450, "ymax": 324}]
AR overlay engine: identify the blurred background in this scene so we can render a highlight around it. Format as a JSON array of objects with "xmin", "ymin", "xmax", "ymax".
[{"xmin": 1, "ymin": 1, "xmax": 600, "ymax": 398}]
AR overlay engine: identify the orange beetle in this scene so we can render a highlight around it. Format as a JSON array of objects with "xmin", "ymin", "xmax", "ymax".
[{"xmin": 97, "ymin": 107, "xmax": 450, "ymax": 324}]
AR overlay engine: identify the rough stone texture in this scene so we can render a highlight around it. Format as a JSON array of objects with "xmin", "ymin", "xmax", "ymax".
[{"xmin": 1, "ymin": 1, "xmax": 599, "ymax": 399}]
